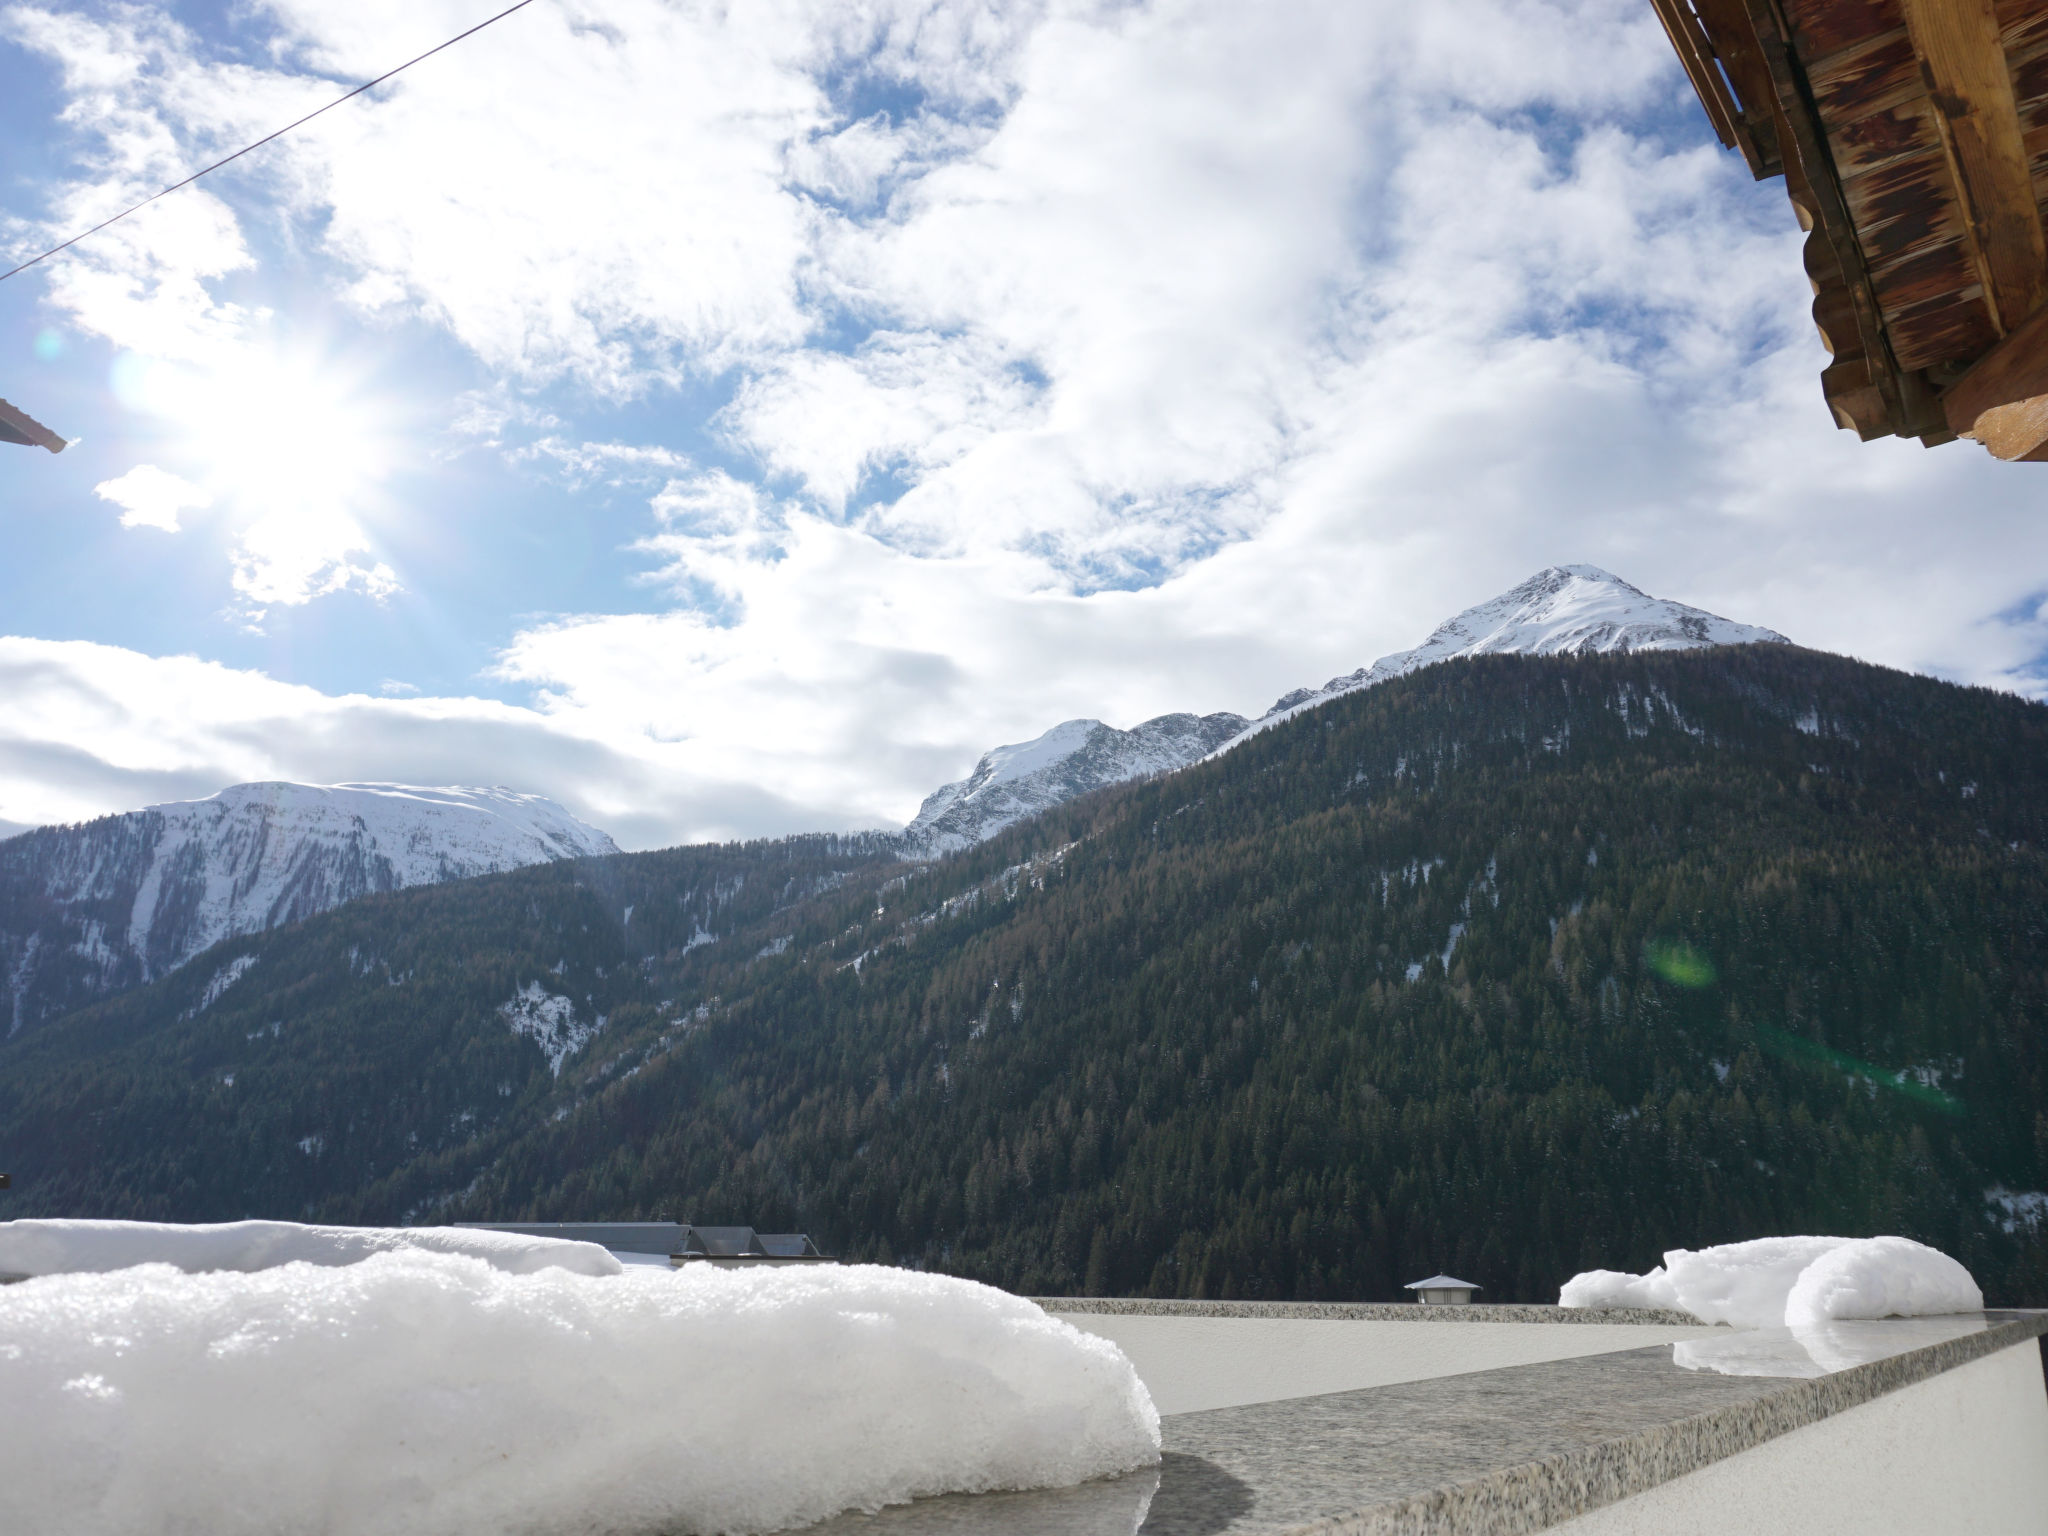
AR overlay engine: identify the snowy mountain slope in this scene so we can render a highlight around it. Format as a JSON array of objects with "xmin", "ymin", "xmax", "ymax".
[
  {"xmin": 0, "ymin": 783, "xmax": 617, "ymax": 1035},
  {"xmin": 902, "ymin": 712, "xmax": 1249, "ymax": 857},
  {"xmin": 898, "ymin": 567, "xmax": 1786, "ymax": 859},
  {"xmin": 1221, "ymin": 565, "xmax": 1791, "ymax": 751}
]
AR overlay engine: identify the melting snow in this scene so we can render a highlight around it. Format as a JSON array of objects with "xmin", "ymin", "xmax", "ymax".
[
  {"xmin": 0, "ymin": 1219, "xmax": 621, "ymax": 1280},
  {"xmin": 0, "ymin": 1246, "xmax": 1157, "ymax": 1536},
  {"xmin": 500, "ymin": 981, "xmax": 601, "ymax": 1075},
  {"xmin": 1987, "ymin": 1187, "xmax": 2048, "ymax": 1233},
  {"xmin": 186, "ymin": 954, "xmax": 257, "ymax": 1016},
  {"xmin": 1560, "ymin": 1235, "xmax": 1981, "ymax": 1327}
]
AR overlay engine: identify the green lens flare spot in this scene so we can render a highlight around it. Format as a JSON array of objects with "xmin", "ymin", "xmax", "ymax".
[
  {"xmin": 1755, "ymin": 1026, "xmax": 1963, "ymax": 1115},
  {"xmin": 1645, "ymin": 938, "xmax": 1716, "ymax": 988}
]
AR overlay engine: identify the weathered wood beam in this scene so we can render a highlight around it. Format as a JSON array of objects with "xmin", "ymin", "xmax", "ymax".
[
  {"xmin": 1942, "ymin": 294, "xmax": 2048, "ymax": 455},
  {"xmin": 1684, "ymin": 0, "xmax": 1785, "ymax": 175},
  {"xmin": 1897, "ymin": 0, "xmax": 2048, "ymax": 335},
  {"xmin": 1742, "ymin": 0, "xmax": 1941, "ymax": 438},
  {"xmin": 1652, "ymin": 0, "xmax": 1745, "ymax": 150},
  {"xmin": 1652, "ymin": 0, "xmax": 1774, "ymax": 175}
]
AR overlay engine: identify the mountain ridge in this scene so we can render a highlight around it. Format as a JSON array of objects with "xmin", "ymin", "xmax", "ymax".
[
  {"xmin": 0, "ymin": 782, "xmax": 617, "ymax": 1036},
  {"xmin": 901, "ymin": 565, "xmax": 1790, "ymax": 852}
]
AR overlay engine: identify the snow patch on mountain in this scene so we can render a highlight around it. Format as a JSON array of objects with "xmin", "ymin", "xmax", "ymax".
[
  {"xmin": 1, "ymin": 783, "xmax": 617, "ymax": 1034},
  {"xmin": 902, "ymin": 712, "xmax": 1248, "ymax": 857},
  {"xmin": 186, "ymin": 954, "xmax": 258, "ymax": 1017},
  {"xmin": 1223, "ymin": 566, "xmax": 1789, "ymax": 752},
  {"xmin": 500, "ymin": 981, "xmax": 602, "ymax": 1076}
]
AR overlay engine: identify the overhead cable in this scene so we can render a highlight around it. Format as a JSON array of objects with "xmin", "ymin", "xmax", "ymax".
[{"xmin": 0, "ymin": 0, "xmax": 543, "ymax": 285}]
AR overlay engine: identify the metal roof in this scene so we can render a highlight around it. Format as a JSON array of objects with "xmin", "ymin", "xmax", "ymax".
[{"xmin": 1403, "ymin": 1275, "xmax": 1481, "ymax": 1290}]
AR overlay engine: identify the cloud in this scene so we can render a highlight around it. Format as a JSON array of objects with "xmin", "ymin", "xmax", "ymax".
[
  {"xmin": 94, "ymin": 464, "xmax": 212, "ymax": 532},
  {"xmin": 0, "ymin": 637, "xmax": 837, "ymax": 850}
]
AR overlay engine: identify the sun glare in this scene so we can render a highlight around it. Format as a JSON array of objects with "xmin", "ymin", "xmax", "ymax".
[
  {"xmin": 112, "ymin": 343, "xmax": 401, "ymax": 606},
  {"xmin": 118, "ymin": 347, "xmax": 391, "ymax": 513}
]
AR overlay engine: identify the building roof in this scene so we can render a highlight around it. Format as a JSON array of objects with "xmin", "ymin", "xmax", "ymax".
[
  {"xmin": 1404, "ymin": 1275, "xmax": 1482, "ymax": 1291},
  {"xmin": 0, "ymin": 398, "xmax": 66, "ymax": 453},
  {"xmin": 1654, "ymin": 0, "xmax": 2048, "ymax": 458}
]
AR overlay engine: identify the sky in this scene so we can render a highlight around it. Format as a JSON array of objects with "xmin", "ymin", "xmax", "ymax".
[{"xmin": 1, "ymin": 0, "xmax": 2044, "ymax": 851}]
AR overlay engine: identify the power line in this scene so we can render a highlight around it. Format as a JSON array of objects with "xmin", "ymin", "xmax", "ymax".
[{"xmin": 0, "ymin": 0, "xmax": 542, "ymax": 286}]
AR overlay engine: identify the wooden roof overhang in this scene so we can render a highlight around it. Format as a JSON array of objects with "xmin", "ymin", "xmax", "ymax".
[
  {"xmin": 1654, "ymin": 0, "xmax": 2048, "ymax": 458},
  {"xmin": 0, "ymin": 397, "xmax": 66, "ymax": 453}
]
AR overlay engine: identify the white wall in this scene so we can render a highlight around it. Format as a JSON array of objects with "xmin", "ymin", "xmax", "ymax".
[
  {"xmin": 1552, "ymin": 1341, "xmax": 2048, "ymax": 1536},
  {"xmin": 1044, "ymin": 1312, "xmax": 1720, "ymax": 1414}
]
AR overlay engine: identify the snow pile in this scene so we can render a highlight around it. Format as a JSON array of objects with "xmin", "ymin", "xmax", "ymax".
[
  {"xmin": 0, "ymin": 1219, "xmax": 622, "ymax": 1280},
  {"xmin": 0, "ymin": 1253, "xmax": 1158, "ymax": 1536},
  {"xmin": 1560, "ymin": 1236, "xmax": 1982, "ymax": 1328}
]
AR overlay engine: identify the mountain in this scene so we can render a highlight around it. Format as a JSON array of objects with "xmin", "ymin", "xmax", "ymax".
[
  {"xmin": 0, "ymin": 783, "xmax": 617, "ymax": 1037},
  {"xmin": 5, "ymin": 646, "xmax": 2045, "ymax": 1309},
  {"xmin": 901, "ymin": 712, "xmax": 1249, "ymax": 856},
  {"xmin": 897, "ymin": 566, "xmax": 1785, "ymax": 852},
  {"xmin": 1224, "ymin": 564, "xmax": 1790, "ymax": 749}
]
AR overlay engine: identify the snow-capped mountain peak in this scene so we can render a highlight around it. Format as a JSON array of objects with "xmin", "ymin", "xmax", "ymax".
[
  {"xmin": 1224, "ymin": 565, "xmax": 1789, "ymax": 748},
  {"xmin": 1, "ymin": 781, "xmax": 617, "ymax": 1035},
  {"xmin": 899, "ymin": 567, "xmax": 1787, "ymax": 858},
  {"xmin": 904, "ymin": 712, "xmax": 1248, "ymax": 856}
]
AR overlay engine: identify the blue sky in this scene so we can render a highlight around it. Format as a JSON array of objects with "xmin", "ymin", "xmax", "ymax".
[{"xmin": 3, "ymin": 0, "xmax": 2045, "ymax": 849}]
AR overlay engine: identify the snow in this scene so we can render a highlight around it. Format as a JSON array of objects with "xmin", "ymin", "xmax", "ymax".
[
  {"xmin": 1221, "ymin": 566, "xmax": 1790, "ymax": 752},
  {"xmin": 5, "ymin": 782, "xmax": 620, "ymax": 1032},
  {"xmin": 969, "ymin": 718, "xmax": 1104, "ymax": 787},
  {"xmin": 1986, "ymin": 1186, "xmax": 2048, "ymax": 1233},
  {"xmin": 903, "ymin": 712, "xmax": 1246, "ymax": 855},
  {"xmin": 1560, "ymin": 1236, "xmax": 1981, "ymax": 1328},
  {"xmin": 1783, "ymin": 1237, "xmax": 1984, "ymax": 1327},
  {"xmin": 0, "ymin": 1219, "xmax": 623, "ymax": 1280},
  {"xmin": 186, "ymin": 954, "xmax": 257, "ymax": 1015},
  {"xmin": 117, "ymin": 782, "xmax": 618, "ymax": 971},
  {"xmin": 0, "ymin": 1251, "xmax": 1158, "ymax": 1536},
  {"xmin": 500, "ymin": 980, "xmax": 602, "ymax": 1075}
]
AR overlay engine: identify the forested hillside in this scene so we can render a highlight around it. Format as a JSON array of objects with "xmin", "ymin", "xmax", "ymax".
[{"xmin": 5, "ymin": 647, "xmax": 2046, "ymax": 1305}]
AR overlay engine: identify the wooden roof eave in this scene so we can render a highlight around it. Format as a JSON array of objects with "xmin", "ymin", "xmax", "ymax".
[
  {"xmin": 1741, "ymin": 0, "xmax": 1951, "ymax": 442},
  {"xmin": 1656, "ymin": 0, "xmax": 2048, "ymax": 455},
  {"xmin": 0, "ymin": 398, "xmax": 67, "ymax": 454}
]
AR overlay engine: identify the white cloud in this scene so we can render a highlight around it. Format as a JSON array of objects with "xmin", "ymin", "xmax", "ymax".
[
  {"xmin": 94, "ymin": 464, "xmax": 212, "ymax": 532},
  {"xmin": 0, "ymin": 638, "xmax": 830, "ymax": 850}
]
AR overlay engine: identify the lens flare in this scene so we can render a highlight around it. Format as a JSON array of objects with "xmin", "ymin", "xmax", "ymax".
[
  {"xmin": 1644, "ymin": 937, "xmax": 1716, "ymax": 988},
  {"xmin": 1756, "ymin": 1025, "xmax": 1963, "ymax": 1115}
]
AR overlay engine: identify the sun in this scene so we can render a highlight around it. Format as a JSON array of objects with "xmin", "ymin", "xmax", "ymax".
[
  {"xmin": 113, "ymin": 341, "xmax": 402, "ymax": 606},
  {"xmin": 121, "ymin": 345, "xmax": 392, "ymax": 513}
]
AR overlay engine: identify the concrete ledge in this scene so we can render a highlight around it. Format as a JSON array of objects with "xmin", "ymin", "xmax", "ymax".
[
  {"xmin": 1036, "ymin": 1297, "xmax": 1710, "ymax": 1327},
  {"xmin": 1309, "ymin": 1312, "xmax": 2048, "ymax": 1536},
  {"xmin": 810, "ymin": 1310, "xmax": 2048, "ymax": 1535}
]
